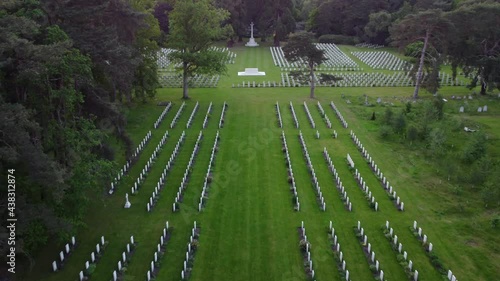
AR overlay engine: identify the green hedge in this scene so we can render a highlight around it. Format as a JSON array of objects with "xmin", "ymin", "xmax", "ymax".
[{"xmin": 318, "ymin": 34, "xmax": 359, "ymax": 45}]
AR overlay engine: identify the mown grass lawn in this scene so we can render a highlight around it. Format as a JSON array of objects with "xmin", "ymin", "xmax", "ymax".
[{"xmin": 24, "ymin": 44, "xmax": 500, "ymax": 281}]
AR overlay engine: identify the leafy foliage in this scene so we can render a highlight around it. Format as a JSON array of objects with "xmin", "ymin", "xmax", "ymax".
[{"xmin": 167, "ymin": 0, "xmax": 229, "ymax": 99}]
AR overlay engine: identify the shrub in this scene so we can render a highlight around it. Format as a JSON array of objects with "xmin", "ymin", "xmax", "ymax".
[
  {"xmin": 318, "ymin": 34, "xmax": 360, "ymax": 45},
  {"xmin": 369, "ymin": 264, "xmax": 377, "ymax": 273},
  {"xmin": 379, "ymin": 125, "xmax": 392, "ymax": 139}
]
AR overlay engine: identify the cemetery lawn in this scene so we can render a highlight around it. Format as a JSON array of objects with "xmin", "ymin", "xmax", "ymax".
[{"xmin": 25, "ymin": 44, "xmax": 500, "ymax": 281}]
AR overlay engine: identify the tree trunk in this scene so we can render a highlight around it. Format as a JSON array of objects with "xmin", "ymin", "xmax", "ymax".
[
  {"xmin": 182, "ymin": 62, "xmax": 189, "ymax": 99},
  {"xmin": 309, "ymin": 64, "xmax": 315, "ymax": 99},
  {"xmin": 413, "ymin": 30, "xmax": 430, "ymax": 99},
  {"xmin": 480, "ymin": 78, "xmax": 487, "ymax": 95}
]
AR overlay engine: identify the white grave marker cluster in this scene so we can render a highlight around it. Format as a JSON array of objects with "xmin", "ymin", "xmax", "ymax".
[
  {"xmin": 173, "ymin": 131, "xmax": 203, "ymax": 212},
  {"xmin": 109, "ymin": 130, "xmax": 152, "ymax": 195},
  {"xmin": 330, "ymin": 101, "xmax": 348, "ymax": 128},
  {"xmin": 153, "ymin": 102, "xmax": 172, "ymax": 129},
  {"xmin": 385, "ymin": 221, "xmax": 417, "ymax": 279},
  {"xmin": 356, "ymin": 221, "xmax": 385, "ymax": 280},
  {"xmin": 317, "ymin": 101, "xmax": 332, "ymax": 128},
  {"xmin": 298, "ymin": 222, "xmax": 318, "ymax": 280},
  {"xmin": 351, "ymin": 51, "xmax": 411, "ymax": 70},
  {"xmin": 281, "ymin": 131, "xmax": 300, "ymax": 211},
  {"xmin": 110, "ymin": 235, "xmax": 136, "ymax": 281},
  {"xmin": 353, "ymin": 168, "xmax": 380, "ymax": 211},
  {"xmin": 412, "ymin": 221, "xmax": 435, "ymax": 253},
  {"xmin": 275, "ymin": 102, "xmax": 283, "ymax": 128},
  {"xmin": 170, "ymin": 101, "xmax": 186, "ymax": 129},
  {"xmin": 329, "ymin": 221, "xmax": 351, "ymax": 280},
  {"xmin": 130, "ymin": 130, "xmax": 169, "ymax": 196},
  {"xmin": 145, "ymin": 221, "xmax": 170, "ymax": 281},
  {"xmin": 51, "ymin": 236, "xmax": 77, "ymax": 272},
  {"xmin": 202, "ymin": 102, "xmax": 213, "ymax": 129},
  {"xmin": 181, "ymin": 222, "xmax": 200, "ymax": 280},
  {"xmin": 197, "ymin": 131, "xmax": 220, "ymax": 211},
  {"xmin": 299, "ymin": 131, "xmax": 326, "ymax": 211},
  {"xmin": 350, "ymin": 130, "xmax": 405, "ymax": 211},
  {"xmin": 303, "ymin": 102, "xmax": 316, "ymax": 128},
  {"xmin": 324, "ymin": 148, "xmax": 353, "ymax": 211},
  {"xmin": 159, "ymin": 73, "xmax": 220, "ymax": 88},
  {"xmin": 289, "ymin": 101, "xmax": 300, "ymax": 128},
  {"xmin": 355, "ymin": 42, "xmax": 384, "ymax": 49},
  {"xmin": 143, "ymin": 131, "xmax": 185, "ymax": 209},
  {"xmin": 219, "ymin": 102, "xmax": 228, "ymax": 128},
  {"xmin": 76, "ymin": 236, "xmax": 108, "ymax": 280},
  {"xmin": 185, "ymin": 101, "xmax": 199, "ymax": 128}
]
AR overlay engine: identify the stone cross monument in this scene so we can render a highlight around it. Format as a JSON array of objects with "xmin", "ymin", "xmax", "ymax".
[{"xmin": 245, "ymin": 22, "xmax": 259, "ymax": 47}]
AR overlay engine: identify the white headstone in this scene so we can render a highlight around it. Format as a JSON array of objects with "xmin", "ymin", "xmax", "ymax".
[
  {"xmin": 409, "ymin": 260, "xmax": 413, "ymax": 271},
  {"xmin": 459, "ymin": 106, "xmax": 464, "ymax": 113},
  {"xmin": 101, "ymin": 236, "xmax": 105, "ymax": 246},
  {"xmin": 91, "ymin": 252, "xmax": 95, "ymax": 262},
  {"xmin": 65, "ymin": 244, "xmax": 70, "ymax": 254},
  {"xmin": 118, "ymin": 261, "xmax": 122, "ymax": 271},
  {"xmin": 414, "ymin": 270, "xmax": 419, "ymax": 281},
  {"xmin": 79, "ymin": 271, "xmax": 84, "ymax": 281},
  {"xmin": 52, "ymin": 261, "xmax": 58, "ymax": 272},
  {"xmin": 380, "ymin": 270, "xmax": 384, "ymax": 280},
  {"xmin": 72, "ymin": 236, "xmax": 76, "ymax": 246},
  {"xmin": 371, "ymin": 251, "xmax": 375, "ymax": 262},
  {"xmin": 113, "ymin": 270, "xmax": 117, "ymax": 281},
  {"xmin": 59, "ymin": 251, "xmax": 64, "ymax": 262},
  {"xmin": 124, "ymin": 193, "xmax": 131, "ymax": 208},
  {"xmin": 130, "ymin": 236, "xmax": 135, "ymax": 244},
  {"xmin": 122, "ymin": 252, "xmax": 126, "ymax": 262},
  {"xmin": 428, "ymin": 242, "xmax": 433, "ymax": 252},
  {"xmin": 85, "ymin": 261, "xmax": 89, "ymax": 269}
]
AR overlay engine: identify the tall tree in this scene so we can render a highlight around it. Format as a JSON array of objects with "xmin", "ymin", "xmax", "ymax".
[
  {"xmin": 390, "ymin": 9, "xmax": 453, "ymax": 99},
  {"xmin": 282, "ymin": 31, "xmax": 339, "ymax": 98},
  {"xmin": 167, "ymin": 0, "xmax": 229, "ymax": 99},
  {"xmin": 447, "ymin": 1, "xmax": 500, "ymax": 95}
]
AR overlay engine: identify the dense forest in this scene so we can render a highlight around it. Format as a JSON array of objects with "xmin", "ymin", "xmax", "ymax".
[{"xmin": 1, "ymin": 0, "xmax": 499, "ymax": 273}]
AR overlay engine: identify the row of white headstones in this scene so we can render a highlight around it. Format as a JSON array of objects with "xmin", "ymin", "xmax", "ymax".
[
  {"xmin": 154, "ymin": 102, "xmax": 172, "ymax": 129},
  {"xmin": 186, "ymin": 102, "xmax": 199, "ymax": 129},
  {"xmin": 323, "ymin": 147, "xmax": 353, "ymax": 211},
  {"xmin": 299, "ymin": 131, "xmax": 326, "ymax": 211},
  {"xmin": 385, "ymin": 220, "xmax": 419, "ymax": 280},
  {"xmin": 352, "ymin": 165, "xmax": 380, "ymax": 211},
  {"xmin": 202, "ymin": 102, "xmax": 213, "ymax": 129},
  {"xmin": 356, "ymin": 221, "xmax": 388, "ymax": 281},
  {"xmin": 299, "ymin": 221, "xmax": 317, "ymax": 280},
  {"xmin": 303, "ymin": 101, "xmax": 316, "ymax": 129},
  {"xmin": 145, "ymin": 131, "xmax": 186, "ymax": 212},
  {"xmin": 51, "ymin": 236, "xmax": 76, "ymax": 272},
  {"xmin": 281, "ymin": 131, "xmax": 300, "ymax": 211},
  {"xmin": 128, "ymin": 129, "xmax": 170, "ymax": 198},
  {"xmin": 329, "ymin": 221, "xmax": 352, "ymax": 281},
  {"xmin": 350, "ymin": 130, "xmax": 405, "ymax": 211},
  {"xmin": 276, "ymin": 102, "xmax": 283, "ymax": 128},
  {"xmin": 412, "ymin": 221, "xmax": 459, "ymax": 281},
  {"xmin": 109, "ymin": 235, "xmax": 136, "ymax": 281},
  {"xmin": 181, "ymin": 222, "xmax": 199, "ymax": 280},
  {"xmin": 219, "ymin": 102, "xmax": 228, "ymax": 129},
  {"xmin": 109, "ymin": 130, "xmax": 152, "ymax": 194},
  {"xmin": 170, "ymin": 101, "xmax": 186, "ymax": 129},
  {"xmin": 128, "ymin": 101, "xmax": 227, "ymax": 206},
  {"xmin": 289, "ymin": 102, "xmax": 300, "ymax": 128},
  {"xmin": 173, "ymin": 131, "xmax": 203, "ymax": 212},
  {"xmin": 197, "ymin": 131, "xmax": 220, "ymax": 212},
  {"xmin": 317, "ymin": 101, "xmax": 332, "ymax": 129},
  {"xmin": 145, "ymin": 221, "xmax": 170, "ymax": 281},
  {"xmin": 76, "ymin": 236, "xmax": 108, "ymax": 280},
  {"xmin": 330, "ymin": 101, "xmax": 348, "ymax": 128}
]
